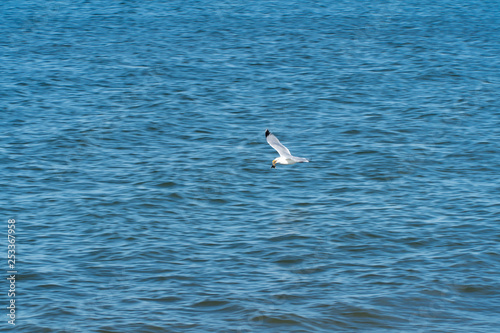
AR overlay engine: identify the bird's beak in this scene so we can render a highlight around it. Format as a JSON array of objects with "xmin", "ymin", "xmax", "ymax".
[{"xmin": 271, "ymin": 159, "xmax": 276, "ymax": 169}]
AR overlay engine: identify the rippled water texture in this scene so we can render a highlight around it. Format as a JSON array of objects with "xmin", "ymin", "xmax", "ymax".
[{"xmin": 2, "ymin": 0, "xmax": 500, "ymax": 332}]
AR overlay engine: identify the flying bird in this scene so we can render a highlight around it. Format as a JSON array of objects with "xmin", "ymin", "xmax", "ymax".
[{"xmin": 265, "ymin": 129, "xmax": 309, "ymax": 168}]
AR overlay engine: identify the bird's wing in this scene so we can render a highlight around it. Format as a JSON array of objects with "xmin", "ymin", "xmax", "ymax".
[
  {"xmin": 265, "ymin": 129, "xmax": 292, "ymax": 158},
  {"xmin": 291, "ymin": 156, "xmax": 309, "ymax": 163}
]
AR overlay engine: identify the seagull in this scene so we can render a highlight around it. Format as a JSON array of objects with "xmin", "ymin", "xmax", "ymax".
[{"xmin": 265, "ymin": 129, "xmax": 309, "ymax": 169}]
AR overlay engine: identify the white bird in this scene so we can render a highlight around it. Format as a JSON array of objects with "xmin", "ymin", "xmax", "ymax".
[{"xmin": 265, "ymin": 129, "xmax": 309, "ymax": 169}]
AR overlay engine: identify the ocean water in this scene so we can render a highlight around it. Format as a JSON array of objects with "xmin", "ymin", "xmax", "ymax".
[{"xmin": 2, "ymin": 0, "xmax": 500, "ymax": 332}]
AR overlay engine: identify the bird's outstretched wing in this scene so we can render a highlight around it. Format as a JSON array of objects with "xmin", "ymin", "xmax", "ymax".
[{"xmin": 265, "ymin": 129, "xmax": 292, "ymax": 158}]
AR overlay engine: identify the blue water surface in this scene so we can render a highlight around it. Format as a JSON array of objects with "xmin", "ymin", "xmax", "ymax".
[{"xmin": 2, "ymin": 0, "xmax": 500, "ymax": 332}]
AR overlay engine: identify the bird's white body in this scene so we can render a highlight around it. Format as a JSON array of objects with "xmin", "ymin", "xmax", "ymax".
[
  {"xmin": 265, "ymin": 129, "xmax": 309, "ymax": 168},
  {"xmin": 275, "ymin": 157, "xmax": 300, "ymax": 165}
]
